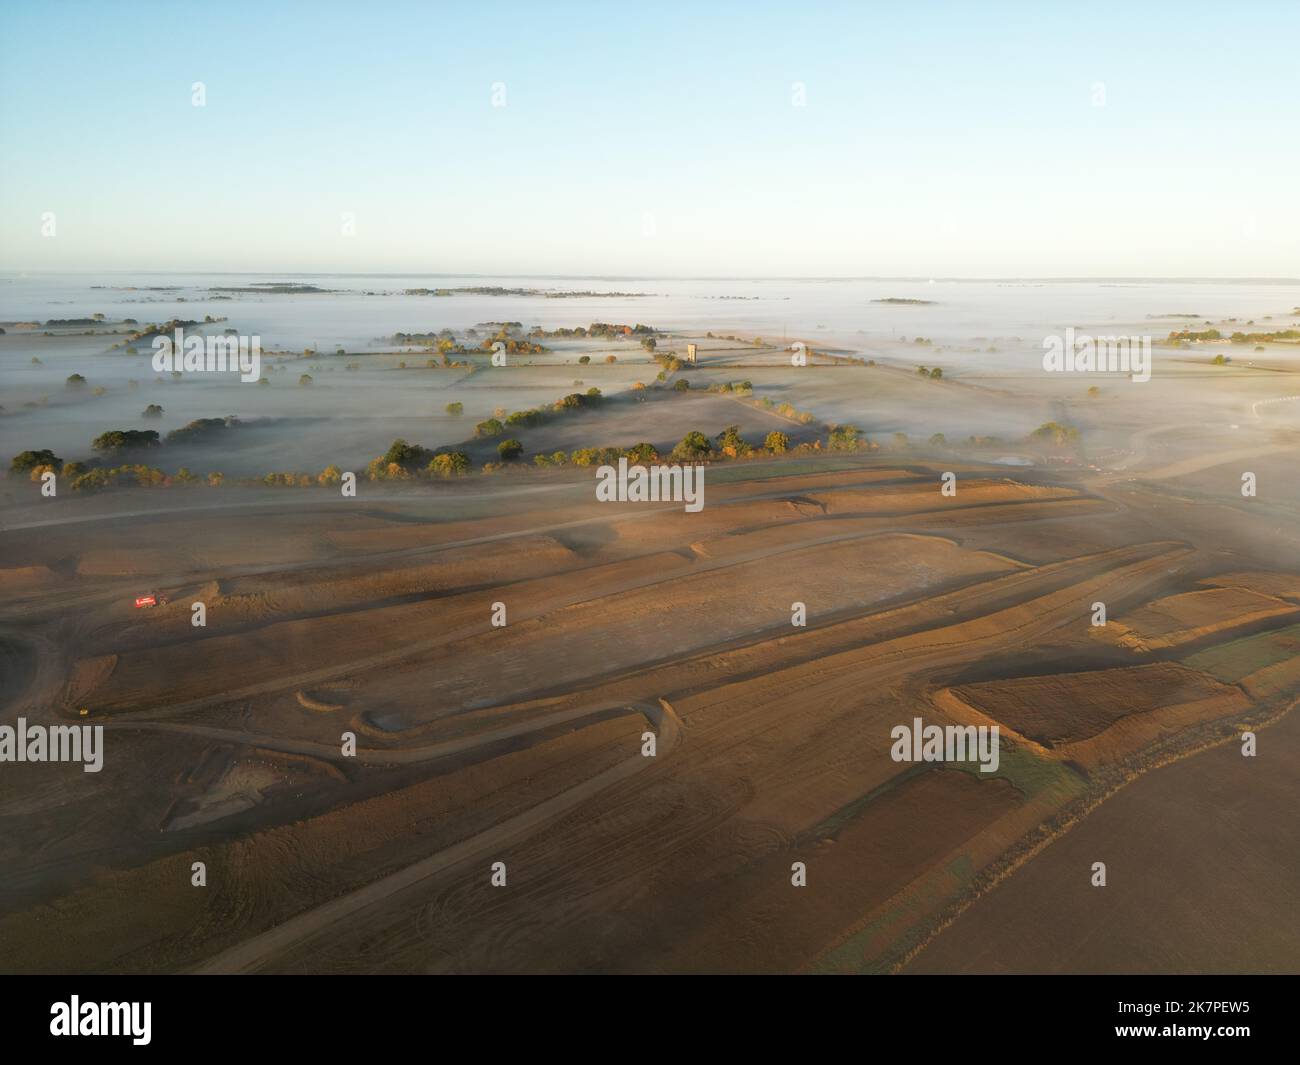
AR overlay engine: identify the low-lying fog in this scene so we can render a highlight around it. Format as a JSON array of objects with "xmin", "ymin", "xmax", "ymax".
[{"xmin": 2, "ymin": 274, "xmax": 1297, "ymax": 478}]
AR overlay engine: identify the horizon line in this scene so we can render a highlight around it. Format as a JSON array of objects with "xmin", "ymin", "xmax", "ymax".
[{"xmin": 2, "ymin": 270, "xmax": 1299, "ymax": 286}]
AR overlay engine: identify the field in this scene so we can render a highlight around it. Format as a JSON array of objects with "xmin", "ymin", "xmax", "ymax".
[
  {"xmin": 3, "ymin": 304, "xmax": 1300, "ymax": 975},
  {"xmin": 905, "ymin": 703, "xmax": 1300, "ymax": 974}
]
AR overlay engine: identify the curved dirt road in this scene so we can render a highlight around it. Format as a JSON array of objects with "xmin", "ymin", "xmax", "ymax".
[{"xmin": 108, "ymin": 701, "xmax": 654, "ymax": 766}]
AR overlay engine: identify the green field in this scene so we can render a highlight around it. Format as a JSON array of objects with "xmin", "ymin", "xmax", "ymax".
[{"xmin": 1182, "ymin": 622, "xmax": 1300, "ymax": 683}]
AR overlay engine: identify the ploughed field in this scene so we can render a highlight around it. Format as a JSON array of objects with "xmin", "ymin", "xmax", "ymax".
[{"xmin": 0, "ymin": 457, "xmax": 1296, "ymax": 974}]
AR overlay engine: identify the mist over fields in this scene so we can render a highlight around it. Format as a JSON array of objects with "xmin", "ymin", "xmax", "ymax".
[
  {"xmin": 2, "ymin": 270, "xmax": 1299, "ymax": 978},
  {"xmin": 4, "ymin": 274, "xmax": 1298, "ymax": 480}
]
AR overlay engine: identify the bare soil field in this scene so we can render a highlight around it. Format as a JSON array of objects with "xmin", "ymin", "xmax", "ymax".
[
  {"xmin": 1, "ymin": 448, "xmax": 1297, "ymax": 975},
  {"xmin": 0, "ymin": 713, "xmax": 646, "ymax": 972},
  {"xmin": 1202, "ymin": 571, "xmax": 1300, "ymax": 602},
  {"xmin": 904, "ymin": 696, "xmax": 1300, "ymax": 974},
  {"xmin": 938, "ymin": 663, "xmax": 1252, "ymax": 771},
  {"xmin": 1101, "ymin": 586, "xmax": 1298, "ymax": 651},
  {"xmin": 944, "ymin": 663, "xmax": 1249, "ymax": 749}
]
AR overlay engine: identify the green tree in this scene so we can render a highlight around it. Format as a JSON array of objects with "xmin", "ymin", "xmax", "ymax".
[
  {"xmin": 764, "ymin": 431, "xmax": 790, "ymax": 454},
  {"xmin": 165, "ymin": 417, "xmax": 240, "ymax": 445},
  {"xmin": 92, "ymin": 429, "xmax": 160, "ymax": 453},
  {"xmin": 505, "ymin": 409, "xmax": 544, "ymax": 428},
  {"xmin": 671, "ymin": 430, "xmax": 712, "ymax": 461},
  {"xmin": 623, "ymin": 442, "xmax": 659, "ymax": 463},
  {"xmin": 828, "ymin": 424, "xmax": 864, "ymax": 451},
  {"xmin": 497, "ymin": 439, "xmax": 524, "ymax": 461},
  {"xmin": 716, "ymin": 425, "xmax": 752, "ymax": 457},
  {"xmin": 9, "ymin": 449, "xmax": 60, "ymax": 474},
  {"xmin": 428, "ymin": 451, "xmax": 470, "ymax": 478},
  {"xmin": 71, "ymin": 468, "xmax": 112, "ymax": 492},
  {"xmin": 382, "ymin": 438, "xmax": 432, "ymax": 469},
  {"xmin": 1029, "ymin": 421, "xmax": 1079, "ymax": 446}
]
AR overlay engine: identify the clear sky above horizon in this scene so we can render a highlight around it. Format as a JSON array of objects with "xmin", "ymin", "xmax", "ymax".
[{"xmin": 1, "ymin": 0, "xmax": 1296, "ymax": 278}]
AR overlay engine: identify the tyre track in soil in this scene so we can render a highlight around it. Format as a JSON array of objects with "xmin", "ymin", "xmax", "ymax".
[
  {"xmin": 191, "ymin": 698, "xmax": 680, "ymax": 974},
  {"xmin": 79, "ymin": 500, "xmax": 1083, "ymax": 720},
  {"xmin": 268, "ymin": 542, "xmax": 1192, "ymax": 973}
]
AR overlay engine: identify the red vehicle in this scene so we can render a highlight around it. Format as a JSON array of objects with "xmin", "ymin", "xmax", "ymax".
[{"xmin": 133, "ymin": 591, "xmax": 169, "ymax": 609}]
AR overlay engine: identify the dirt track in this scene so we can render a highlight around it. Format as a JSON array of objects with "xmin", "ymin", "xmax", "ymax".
[
  {"xmin": 193, "ymin": 700, "xmax": 680, "ymax": 974},
  {"xmin": 3, "ymin": 454, "xmax": 1297, "ymax": 975}
]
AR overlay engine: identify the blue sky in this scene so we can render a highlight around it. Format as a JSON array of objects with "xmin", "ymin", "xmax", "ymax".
[{"xmin": 1, "ymin": 0, "xmax": 1296, "ymax": 276}]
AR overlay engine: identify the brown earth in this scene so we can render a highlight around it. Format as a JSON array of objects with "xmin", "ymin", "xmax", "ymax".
[
  {"xmin": 1101, "ymin": 586, "xmax": 1298, "ymax": 651},
  {"xmin": 943, "ymin": 663, "xmax": 1249, "ymax": 755},
  {"xmin": 1, "ymin": 454, "xmax": 1296, "ymax": 975}
]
